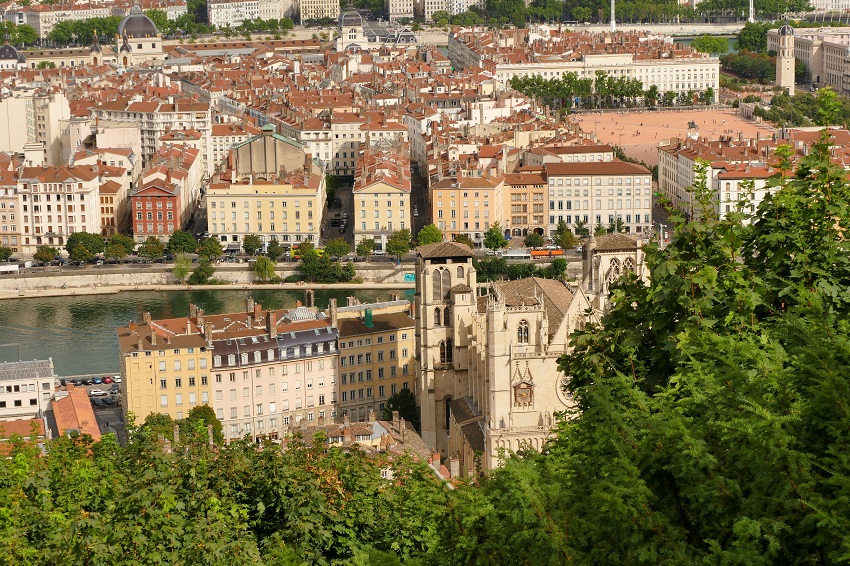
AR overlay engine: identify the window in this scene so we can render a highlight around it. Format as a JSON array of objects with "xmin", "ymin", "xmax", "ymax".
[
  {"xmin": 517, "ymin": 320, "xmax": 530, "ymax": 344},
  {"xmin": 443, "ymin": 306, "xmax": 451, "ymax": 327},
  {"xmin": 160, "ymin": 379, "xmax": 167, "ymax": 389},
  {"xmin": 175, "ymin": 378, "xmax": 182, "ymax": 388},
  {"xmin": 439, "ymin": 340, "xmax": 453, "ymax": 363}
]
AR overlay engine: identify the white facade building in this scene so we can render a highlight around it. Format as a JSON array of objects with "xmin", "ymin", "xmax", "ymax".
[{"xmin": 0, "ymin": 360, "xmax": 57, "ymax": 421}]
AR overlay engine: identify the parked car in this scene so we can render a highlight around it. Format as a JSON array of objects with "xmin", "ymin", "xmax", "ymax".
[
  {"xmin": 89, "ymin": 389, "xmax": 107, "ymax": 397},
  {"xmin": 59, "ymin": 379, "xmax": 67, "ymax": 386},
  {"xmin": 102, "ymin": 376, "xmax": 113, "ymax": 384},
  {"xmin": 112, "ymin": 375, "xmax": 121, "ymax": 383},
  {"xmin": 102, "ymin": 396, "xmax": 116, "ymax": 406},
  {"xmin": 92, "ymin": 377, "xmax": 102, "ymax": 384},
  {"xmin": 91, "ymin": 397, "xmax": 105, "ymax": 406},
  {"xmin": 71, "ymin": 379, "xmax": 83, "ymax": 386},
  {"xmin": 110, "ymin": 384, "xmax": 120, "ymax": 395},
  {"xmin": 81, "ymin": 378, "xmax": 92, "ymax": 385}
]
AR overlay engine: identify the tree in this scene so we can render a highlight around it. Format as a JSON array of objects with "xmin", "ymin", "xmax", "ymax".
[
  {"xmin": 242, "ymin": 234, "xmax": 263, "ymax": 255},
  {"xmin": 166, "ymin": 230, "xmax": 197, "ymax": 255},
  {"xmin": 524, "ymin": 233, "xmax": 545, "ymax": 248},
  {"xmin": 691, "ymin": 34, "xmax": 727, "ymax": 55},
  {"xmin": 198, "ymin": 238, "xmax": 223, "ymax": 261},
  {"xmin": 386, "ymin": 229, "xmax": 412, "ymax": 258},
  {"xmin": 103, "ymin": 243, "xmax": 127, "ymax": 261},
  {"xmin": 66, "ymin": 232, "xmax": 104, "ymax": 261},
  {"xmin": 173, "ymin": 254, "xmax": 192, "ymax": 283},
  {"xmin": 253, "ymin": 255, "xmax": 275, "ymax": 282},
  {"xmin": 2, "ymin": 22, "xmax": 37, "ymax": 45},
  {"xmin": 324, "ymin": 237, "xmax": 350, "ymax": 259},
  {"xmin": 266, "ymin": 240, "xmax": 284, "ymax": 261},
  {"xmin": 0, "ymin": 245, "xmax": 13, "ymax": 261},
  {"xmin": 453, "ymin": 234, "xmax": 475, "ymax": 249},
  {"xmin": 417, "ymin": 224, "xmax": 443, "ymax": 246},
  {"xmin": 188, "ymin": 260, "xmax": 215, "ymax": 284},
  {"xmin": 138, "ymin": 236, "xmax": 165, "ymax": 260},
  {"xmin": 37, "ymin": 61, "xmax": 56, "ymax": 69},
  {"xmin": 484, "ymin": 223, "xmax": 508, "ymax": 250},
  {"xmin": 185, "ymin": 404, "xmax": 224, "ymax": 445},
  {"xmin": 107, "ymin": 233, "xmax": 136, "ymax": 256},
  {"xmin": 574, "ymin": 218, "xmax": 590, "ymax": 237},
  {"xmin": 33, "ymin": 245, "xmax": 57, "ymax": 264},
  {"xmin": 735, "ymin": 21, "xmax": 771, "ymax": 53},
  {"xmin": 356, "ymin": 238, "xmax": 375, "ymax": 257},
  {"xmin": 381, "ymin": 388, "xmax": 420, "ymax": 432},
  {"xmin": 553, "ymin": 219, "xmax": 578, "ymax": 249}
]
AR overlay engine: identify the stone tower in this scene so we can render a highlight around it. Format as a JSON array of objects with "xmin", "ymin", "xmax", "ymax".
[
  {"xmin": 777, "ymin": 21, "xmax": 795, "ymax": 96},
  {"xmin": 414, "ymin": 242, "xmax": 476, "ymax": 454}
]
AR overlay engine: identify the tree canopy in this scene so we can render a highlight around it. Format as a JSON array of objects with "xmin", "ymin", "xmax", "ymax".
[
  {"xmin": 417, "ymin": 224, "xmax": 443, "ymax": 246},
  {"xmin": 242, "ymin": 234, "xmax": 263, "ymax": 255},
  {"xmin": 386, "ymin": 229, "xmax": 412, "ymax": 258},
  {"xmin": 484, "ymin": 223, "xmax": 508, "ymax": 250},
  {"xmin": 138, "ymin": 236, "xmax": 165, "ymax": 260},
  {"xmin": 166, "ymin": 230, "xmax": 197, "ymax": 255}
]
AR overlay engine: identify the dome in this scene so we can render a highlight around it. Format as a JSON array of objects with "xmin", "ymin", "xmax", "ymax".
[
  {"xmin": 778, "ymin": 23, "xmax": 794, "ymax": 36},
  {"xmin": 117, "ymin": 1, "xmax": 158, "ymax": 39},
  {"xmin": 0, "ymin": 43, "xmax": 23, "ymax": 63}
]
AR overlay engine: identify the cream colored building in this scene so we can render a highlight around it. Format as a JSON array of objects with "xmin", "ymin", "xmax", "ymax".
[
  {"xmin": 416, "ymin": 236, "xmax": 647, "ymax": 475},
  {"xmin": 0, "ymin": 89, "xmax": 70, "ymax": 166},
  {"xmin": 300, "ymin": 0, "xmax": 339, "ymax": 23},
  {"xmin": 0, "ymin": 359, "xmax": 56, "ymax": 421},
  {"xmin": 207, "ymin": 0, "xmax": 287, "ymax": 28},
  {"xmin": 353, "ymin": 142, "xmax": 411, "ymax": 251},
  {"xmin": 117, "ymin": 300, "xmax": 340, "ymax": 441},
  {"xmin": 545, "ymin": 161, "xmax": 653, "ymax": 236},
  {"xmin": 767, "ymin": 26, "xmax": 850, "ymax": 88},
  {"xmin": 430, "ymin": 172, "xmax": 505, "ymax": 247},
  {"xmin": 335, "ymin": 300, "xmax": 415, "ymax": 422}
]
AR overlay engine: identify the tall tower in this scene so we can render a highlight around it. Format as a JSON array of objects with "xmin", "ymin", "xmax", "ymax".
[
  {"xmin": 610, "ymin": 0, "xmax": 616, "ymax": 33},
  {"xmin": 777, "ymin": 21, "xmax": 795, "ymax": 96},
  {"xmin": 748, "ymin": 0, "xmax": 754, "ymax": 23}
]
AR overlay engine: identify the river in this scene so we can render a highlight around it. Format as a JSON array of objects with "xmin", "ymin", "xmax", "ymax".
[{"xmin": 0, "ymin": 289, "xmax": 399, "ymax": 376}]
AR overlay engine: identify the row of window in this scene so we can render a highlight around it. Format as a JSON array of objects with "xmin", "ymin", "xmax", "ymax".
[
  {"xmin": 341, "ymin": 382, "xmax": 410, "ymax": 403},
  {"xmin": 212, "ymin": 363, "xmax": 334, "ymax": 383},
  {"xmin": 159, "ymin": 391, "xmax": 209, "ymax": 407},
  {"xmin": 339, "ymin": 334, "xmax": 406, "ymax": 348},
  {"xmin": 212, "ymin": 342, "xmax": 336, "ymax": 368},
  {"xmin": 213, "ymin": 395, "xmax": 328, "ymax": 420}
]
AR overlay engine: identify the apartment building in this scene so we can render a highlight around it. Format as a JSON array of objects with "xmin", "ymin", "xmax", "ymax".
[
  {"xmin": 207, "ymin": 0, "xmax": 285, "ymax": 28},
  {"xmin": 0, "ymin": 154, "xmax": 20, "ymax": 252},
  {"xmin": 335, "ymin": 301, "xmax": 415, "ymax": 422},
  {"xmin": 211, "ymin": 122, "xmax": 259, "ymax": 172},
  {"xmin": 430, "ymin": 171, "xmax": 505, "ymax": 247},
  {"xmin": 0, "ymin": 359, "xmax": 56, "ymax": 420},
  {"xmin": 90, "ymin": 99, "xmax": 212, "ymax": 172},
  {"xmin": 0, "ymin": 90, "xmax": 70, "ymax": 166},
  {"xmin": 300, "ymin": 0, "xmax": 339, "ymax": 23},
  {"xmin": 16, "ymin": 3, "xmax": 112, "ymax": 39},
  {"xmin": 503, "ymin": 171, "xmax": 547, "ymax": 238},
  {"xmin": 17, "ymin": 165, "xmax": 102, "ymax": 254},
  {"xmin": 545, "ymin": 161, "xmax": 653, "ymax": 236},
  {"xmin": 111, "ymin": 0, "xmax": 188, "ymax": 20},
  {"xmin": 352, "ymin": 141, "xmax": 411, "ymax": 251},
  {"xmin": 449, "ymin": 27, "xmax": 719, "ymax": 102},
  {"xmin": 117, "ymin": 300, "xmax": 340, "ymax": 442},
  {"xmin": 385, "ymin": 0, "xmax": 414, "ymax": 21}
]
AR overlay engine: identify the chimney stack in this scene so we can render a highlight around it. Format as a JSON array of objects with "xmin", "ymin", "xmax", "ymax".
[
  {"xmin": 197, "ymin": 308, "xmax": 205, "ymax": 329},
  {"xmin": 400, "ymin": 417, "xmax": 406, "ymax": 443},
  {"xmin": 189, "ymin": 303, "xmax": 197, "ymax": 317},
  {"xmin": 253, "ymin": 303, "xmax": 262, "ymax": 323},
  {"xmin": 368, "ymin": 408, "xmax": 375, "ymax": 421},
  {"xmin": 143, "ymin": 312, "xmax": 152, "ymax": 324},
  {"xmin": 344, "ymin": 412, "xmax": 351, "ymax": 427},
  {"xmin": 328, "ymin": 298, "xmax": 338, "ymax": 328},
  {"xmin": 150, "ymin": 328, "xmax": 157, "ymax": 346},
  {"xmin": 266, "ymin": 311, "xmax": 277, "ymax": 338},
  {"xmin": 392, "ymin": 410, "xmax": 399, "ymax": 430},
  {"xmin": 246, "ymin": 297, "xmax": 255, "ymax": 313},
  {"xmin": 204, "ymin": 323, "xmax": 213, "ymax": 344},
  {"xmin": 449, "ymin": 456, "xmax": 460, "ymax": 478}
]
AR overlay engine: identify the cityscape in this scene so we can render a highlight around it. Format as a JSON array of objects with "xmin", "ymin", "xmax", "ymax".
[{"xmin": 0, "ymin": 0, "xmax": 849, "ymax": 562}]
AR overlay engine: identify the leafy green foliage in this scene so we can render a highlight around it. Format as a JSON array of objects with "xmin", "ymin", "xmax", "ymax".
[
  {"xmin": 1, "ymin": 21, "xmax": 37, "ymax": 45},
  {"xmin": 324, "ymin": 237, "xmax": 350, "ymax": 259},
  {"xmin": 138, "ymin": 236, "xmax": 165, "ymax": 260},
  {"xmin": 691, "ymin": 34, "xmax": 728, "ymax": 54},
  {"xmin": 751, "ymin": 89, "xmax": 850, "ymax": 127},
  {"xmin": 48, "ymin": 16, "xmax": 122, "ymax": 44},
  {"xmin": 107, "ymin": 233, "xmax": 136, "ymax": 256},
  {"xmin": 553, "ymin": 219, "xmax": 578, "ymax": 249},
  {"xmin": 416, "ymin": 224, "xmax": 443, "ymax": 246},
  {"xmin": 721, "ymin": 50, "xmax": 776, "ymax": 83},
  {"xmin": 188, "ymin": 260, "xmax": 215, "ymax": 284},
  {"xmin": 253, "ymin": 255, "xmax": 276, "ymax": 282},
  {"xmin": 265, "ymin": 240, "xmax": 285, "ymax": 261},
  {"xmin": 386, "ymin": 229, "xmax": 412, "ymax": 258},
  {"xmin": 356, "ymin": 239, "xmax": 375, "ymax": 257},
  {"xmin": 33, "ymin": 245, "xmax": 57, "ymax": 264},
  {"xmin": 523, "ymin": 232, "xmax": 544, "ymax": 248},
  {"xmin": 172, "ymin": 254, "xmax": 192, "ymax": 283},
  {"xmin": 0, "ymin": 245, "xmax": 12, "ymax": 261},
  {"xmin": 474, "ymin": 257, "xmax": 567, "ymax": 282},
  {"xmin": 198, "ymin": 238, "xmax": 224, "ymax": 261},
  {"xmin": 65, "ymin": 232, "xmax": 104, "ymax": 262},
  {"xmin": 381, "ymin": 388, "xmax": 420, "ymax": 432},
  {"xmin": 242, "ymin": 234, "xmax": 263, "ymax": 255},
  {"xmin": 166, "ymin": 229, "xmax": 197, "ymax": 255},
  {"xmin": 484, "ymin": 222, "xmax": 508, "ymax": 250},
  {"xmin": 452, "ymin": 234, "xmax": 475, "ymax": 249}
]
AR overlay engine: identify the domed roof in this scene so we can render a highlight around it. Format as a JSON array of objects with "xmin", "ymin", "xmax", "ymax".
[
  {"xmin": 0, "ymin": 31, "xmax": 24, "ymax": 63},
  {"xmin": 778, "ymin": 22, "xmax": 794, "ymax": 36},
  {"xmin": 117, "ymin": 0, "xmax": 158, "ymax": 39}
]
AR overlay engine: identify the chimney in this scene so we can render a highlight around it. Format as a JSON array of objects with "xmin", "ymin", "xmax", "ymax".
[
  {"xmin": 400, "ymin": 417, "xmax": 406, "ymax": 443},
  {"xmin": 430, "ymin": 450, "xmax": 440, "ymax": 467},
  {"xmin": 449, "ymin": 456, "xmax": 460, "ymax": 478},
  {"xmin": 266, "ymin": 311, "xmax": 277, "ymax": 338},
  {"xmin": 304, "ymin": 289, "xmax": 315, "ymax": 308},
  {"xmin": 143, "ymin": 312, "xmax": 152, "ymax": 324},
  {"xmin": 253, "ymin": 303, "xmax": 262, "ymax": 323},
  {"xmin": 150, "ymin": 327, "xmax": 157, "ymax": 346},
  {"xmin": 344, "ymin": 412, "xmax": 351, "ymax": 427},
  {"xmin": 364, "ymin": 308, "xmax": 373, "ymax": 328},
  {"xmin": 197, "ymin": 308, "xmax": 205, "ymax": 329},
  {"xmin": 189, "ymin": 303, "xmax": 197, "ymax": 317},
  {"xmin": 246, "ymin": 297, "xmax": 255, "ymax": 313},
  {"xmin": 343, "ymin": 424, "xmax": 352, "ymax": 446},
  {"xmin": 368, "ymin": 408, "xmax": 375, "ymax": 421},
  {"xmin": 329, "ymin": 298, "xmax": 337, "ymax": 328},
  {"xmin": 392, "ymin": 410, "xmax": 399, "ymax": 430},
  {"xmin": 137, "ymin": 336, "xmax": 143, "ymax": 351},
  {"xmin": 295, "ymin": 300, "xmax": 302, "ymax": 308},
  {"xmin": 204, "ymin": 323, "xmax": 213, "ymax": 344}
]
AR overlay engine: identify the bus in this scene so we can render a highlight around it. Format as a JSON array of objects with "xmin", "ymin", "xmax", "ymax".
[{"xmin": 0, "ymin": 264, "xmax": 19, "ymax": 274}]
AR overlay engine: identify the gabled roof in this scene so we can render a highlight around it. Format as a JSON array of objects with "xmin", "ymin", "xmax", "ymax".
[{"xmin": 417, "ymin": 241, "xmax": 474, "ymax": 259}]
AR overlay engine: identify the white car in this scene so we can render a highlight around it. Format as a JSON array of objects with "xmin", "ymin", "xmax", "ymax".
[
  {"xmin": 112, "ymin": 375, "xmax": 122, "ymax": 383},
  {"xmin": 89, "ymin": 389, "xmax": 107, "ymax": 397}
]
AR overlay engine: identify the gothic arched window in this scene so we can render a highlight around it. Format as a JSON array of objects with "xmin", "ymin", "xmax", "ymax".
[
  {"xmin": 457, "ymin": 265, "xmax": 465, "ymax": 279},
  {"xmin": 434, "ymin": 307, "xmax": 442, "ymax": 327},
  {"xmin": 439, "ymin": 341, "xmax": 447, "ymax": 363},
  {"xmin": 445, "ymin": 339, "xmax": 453, "ymax": 363},
  {"xmin": 623, "ymin": 257, "xmax": 635, "ymax": 273},
  {"xmin": 443, "ymin": 306, "xmax": 451, "ymax": 327},
  {"xmin": 432, "ymin": 268, "xmax": 442, "ymax": 302},
  {"xmin": 517, "ymin": 320, "xmax": 530, "ymax": 344},
  {"xmin": 441, "ymin": 269, "xmax": 452, "ymax": 299}
]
